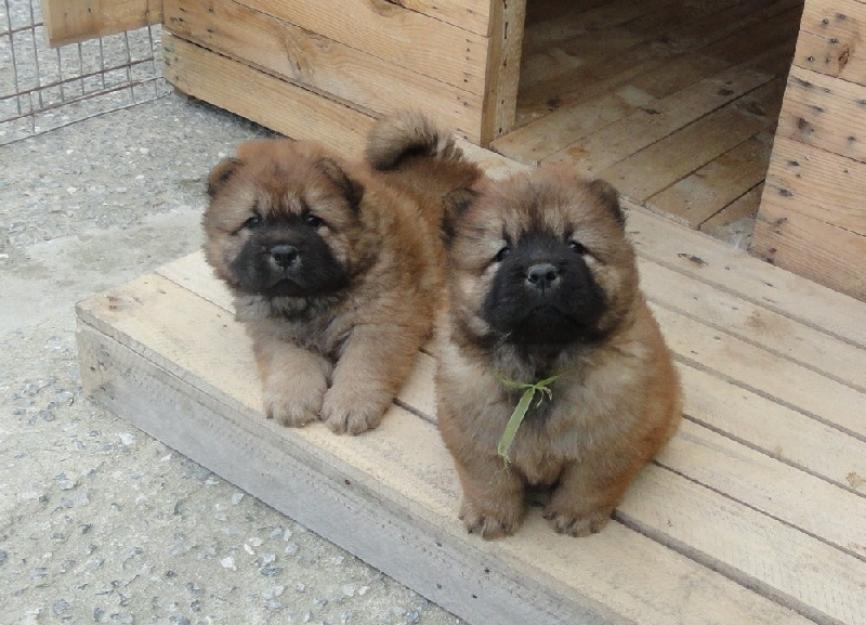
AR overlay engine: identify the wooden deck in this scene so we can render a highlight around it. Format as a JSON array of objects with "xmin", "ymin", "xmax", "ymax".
[
  {"xmin": 76, "ymin": 147, "xmax": 866, "ymax": 625},
  {"xmin": 492, "ymin": 0, "xmax": 803, "ymax": 236}
]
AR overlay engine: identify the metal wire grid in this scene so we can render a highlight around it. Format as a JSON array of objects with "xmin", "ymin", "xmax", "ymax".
[{"xmin": 0, "ymin": 0, "xmax": 170, "ymax": 145}]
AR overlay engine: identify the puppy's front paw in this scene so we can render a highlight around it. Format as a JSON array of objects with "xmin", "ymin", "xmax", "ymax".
[
  {"xmin": 460, "ymin": 498, "xmax": 521, "ymax": 540},
  {"xmin": 321, "ymin": 389, "xmax": 390, "ymax": 435},
  {"xmin": 543, "ymin": 504, "xmax": 613, "ymax": 537},
  {"xmin": 263, "ymin": 380, "xmax": 325, "ymax": 428}
]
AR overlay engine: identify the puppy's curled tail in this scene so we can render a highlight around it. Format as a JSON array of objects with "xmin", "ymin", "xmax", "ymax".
[{"xmin": 365, "ymin": 111, "xmax": 463, "ymax": 172}]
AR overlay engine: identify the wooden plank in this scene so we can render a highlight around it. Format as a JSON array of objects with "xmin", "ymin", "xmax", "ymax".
[
  {"xmin": 763, "ymin": 136, "xmax": 866, "ymax": 234},
  {"xmin": 751, "ymin": 194, "xmax": 866, "ymax": 301},
  {"xmin": 647, "ymin": 132, "xmax": 773, "ymax": 227},
  {"xmin": 777, "ymin": 64, "xmax": 866, "ymax": 163},
  {"xmin": 677, "ymin": 363, "xmax": 866, "ymax": 495},
  {"xmin": 42, "ymin": 0, "xmax": 162, "ymax": 47},
  {"xmin": 76, "ymin": 274, "xmax": 815, "ymax": 625},
  {"xmin": 392, "ymin": 0, "xmax": 492, "ymax": 37},
  {"xmin": 157, "ymin": 251, "xmax": 866, "ymax": 496},
  {"xmin": 624, "ymin": 204, "xmax": 866, "ymax": 349},
  {"xmin": 700, "ymin": 183, "xmax": 763, "ymax": 238},
  {"xmin": 600, "ymin": 80, "xmax": 785, "ymax": 200},
  {"xmin": 793, "ymin": 0, "xmax": 866, "ymax": 84},
  {"xmin": 162, "ymin": 0, "xmax": 484, "ymax": 142},
  {"xmin": 162, "ymin": 34, "xmax": 374, "ymax": 160},
  {"xmin": 235, "ymin": 0, "xmax": 489, "ymax": 94},
  {"xmin": 639, "ymin": 257, "xmax": 866, "ymax": 392},
  {"xmin": 623, "ymin": 461, "xmax": 866, "ymax": 625},
  {"xmin": 480, "ymin": 0, "xmax": 527, "ymax": 142},
  {"xmin": 650, "ymin": 301, "xmax": 866, "ymax": 440}
]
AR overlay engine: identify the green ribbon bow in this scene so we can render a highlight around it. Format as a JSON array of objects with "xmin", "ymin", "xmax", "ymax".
[{"xmin": 496, "ymin": 374, "xmax": 561, "ymax": 464}]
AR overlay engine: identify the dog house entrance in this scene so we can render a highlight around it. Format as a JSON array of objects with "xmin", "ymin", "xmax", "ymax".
[{"xmin": 492, "ymin": 0, "xmax": 804, "ymax": 243}]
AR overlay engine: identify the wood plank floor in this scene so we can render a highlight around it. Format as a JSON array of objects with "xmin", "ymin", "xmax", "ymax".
[
  {"xmin": 492, "ymin": 0, "xmax": 803, "ymax": 242},
  {"xmin": 76, "ymin": 146, "xmax": 866, "ymax": 625}
]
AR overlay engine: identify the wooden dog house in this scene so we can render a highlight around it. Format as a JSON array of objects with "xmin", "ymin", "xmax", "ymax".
[
  {"xmin": 43, "ymin": 0, "xmax": 866, "ymax": 300},
  {"xmin": 41, "ymin": 3, "xmax": 866, "ymax": 625}
]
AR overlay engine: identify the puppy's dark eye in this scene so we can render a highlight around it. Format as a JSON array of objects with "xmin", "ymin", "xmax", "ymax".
[
  {"xmin": 570, "ymin": 240, "xmax": 587, "ymax": 255},
  {"xmin": 244, "ymin": 215, "xmax": 262, "ymax": 229},
  {"xmin": 494, "ymin": 246, "xmax": 511, "ymax": 262},
  {"xmin": 304, "ymin": 214, "xmax": 324, "ymax": 228}
]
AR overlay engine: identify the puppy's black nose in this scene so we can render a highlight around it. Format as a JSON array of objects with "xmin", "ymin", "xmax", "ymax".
[
  {"xmin": 270, "ymin": 244, "xmax": 299, "ymax": 268},
  {"xmin": 526, "ymin": 263, "xmax": 560, "ymax": 290}
]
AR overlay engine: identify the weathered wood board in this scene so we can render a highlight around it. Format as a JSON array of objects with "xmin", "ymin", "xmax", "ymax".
[
  {"xmin": 42, "ymin": 0, "xmax": 162, "ymax": 47},
  {"xmin": 753, "ymin": 0, "xmax": 866, "ymax": 300}
]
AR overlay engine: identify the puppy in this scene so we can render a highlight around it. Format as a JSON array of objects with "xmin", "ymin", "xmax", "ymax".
[
  {"xmin": 366, "ymin": 118, "xmax": 681, "ymax": 536},
  {"xmin": 435, "ymin": 162, "xmax": 682, "ymax": 538},
  {"xmin": 203, "ymin": 135, "xmax": 452, "ymax": 434}
]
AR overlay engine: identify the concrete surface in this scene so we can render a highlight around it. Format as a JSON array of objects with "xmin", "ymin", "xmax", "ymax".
[{"xmin": 0, "ymin": 93, "xmax": 463, "ymax": 625}]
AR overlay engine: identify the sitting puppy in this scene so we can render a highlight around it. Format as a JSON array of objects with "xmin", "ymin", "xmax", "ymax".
[
  {"xmin": 377, "ymin": 118, "xmax": 680, "ymax": 537},
  {"xmin": 203, "ymin": 135, "xmax": 458, "ymax": 434}
]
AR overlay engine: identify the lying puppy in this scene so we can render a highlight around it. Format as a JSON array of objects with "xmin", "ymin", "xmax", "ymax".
[
  {"xmin": 374, "ymin": 117, "xmax": 681, "ymax": 537},
  {"xmin": 203, "ymin": 136, "xmax": 453, "ymax": 434}
]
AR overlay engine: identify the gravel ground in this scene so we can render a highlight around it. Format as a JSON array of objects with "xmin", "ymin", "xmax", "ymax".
[{"xmin": 0, "ymin": 94, "xmax": 463, "ymax": 625}]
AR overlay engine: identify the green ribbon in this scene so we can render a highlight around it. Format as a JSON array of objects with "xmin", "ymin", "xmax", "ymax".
[{"xmin": 495, "ymin": 374, "xmax": 560, "ymax": 464}]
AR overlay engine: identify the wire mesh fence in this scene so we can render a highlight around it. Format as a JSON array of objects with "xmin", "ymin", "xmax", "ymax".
[{"xmin": 0, "ymin": 0, "xmax": 169, "ymax": 145}]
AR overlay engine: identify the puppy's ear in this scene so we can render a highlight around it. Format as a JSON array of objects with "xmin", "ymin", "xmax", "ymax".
[
  {"xmin": 317, "ymin": 157, "xmax": 364, "ymax": 212},
  {"xmin": 207, "ymin": 157, "xmax": 242, "ymax": 198},
  {"xmin": 589, "ymin": 179, "xmax": 626, "ymax": 228},
  {"xmin": 442, "ymin": 187, "xmax": 476, "ymax": 247}
]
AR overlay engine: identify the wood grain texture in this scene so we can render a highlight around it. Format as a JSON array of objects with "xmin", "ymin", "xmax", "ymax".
[
  {"xmin": 777, "ymin": 64, "xmax": 866, "ymax": 163},
  {"xmin": 234, "ymin": 0, "xmax": 489, "ymax": 94},
  {"xmin": 392, "ymin": 0, "xmax": 493, "ymax": 36},
  {"xmin": 793, "ymin": 0, "xmax": 866, "ymax": 84},
  {"xmin": 480, "ymin": 0, "xmax": 527, "ymax": 142},
  {"xmin": 76, "ymin": 274, "xmax": 818, "ymax": 625},
  {"xmin": 699, "ymin": 183, "xmax": 763, "ymax": 237},
  {"xmin": 163, "ymin": 0, "xmax": 484, "ymax": 141},
  {"xmin": 752, "ymin": 194, "xmax": 866, "ymax": 301},
  {"xmin": 42, "ymin": 0, "xmax": 162, "ymax": 47},
  {"xmin": 601, "ymin": 80, "xmax": 785, "ymax": 201},
  {"xmin": 162, "ymin": 34, "xmax": 374, "ymax": 159},
  {"xmin": 648, "ymin": 133, "xmax": 773, "ymax": 227},
  {"xmin": 623, "ymin": 205, "xmax": 866, "ymax": 349},
  {"xmin": 763, "ymin": 137, "xmax": 866, "ymax": 234}
]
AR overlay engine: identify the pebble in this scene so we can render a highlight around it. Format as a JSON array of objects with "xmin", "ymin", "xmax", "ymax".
[
  {"xmin": 357, "ymin": 586, "xmax": 369, "ymax": 597},
  {"xmin": 0, "ymin": 549, "xmax": 7, "ymax": 566},
  {"xmin": 342, "ymin": 584, "xmax": 356, "ymax": 598},
  {"xmin": 219, "ymin": 557, "xmax": 236, "ymax": 571},
  {"xmin": 117, "ymin": 432, "xmax": 136, "ymax": 447},
  {"xmin": 302, "ymin": 612, "xmax": 312, "ymax": 623},
  {"xmin": 231, "ymin": 493, "xmax": 244, "ymax": 506},
  {"xmin": 248, "ymin": 537, "xmax": 263, "ymax": 547},
  {"xmin": 261, "ymin": 552, "xmax": 276, "ymax": 565},
  {"xmin": 295, "ymin": 583, "xmax": 306, "ymax": 593},
  {"xmin": 263, "ymin": 585, "xmax": 285, "ymax": 600},
  {"xmin": 282, "ymin": 529, "xmax": 293, "ymax": 541},
  {"xmin": 169, "ymin": 616, "xmax": 190, "ymax": 625},
  {"xmin": 284, "ymin": 542, "xmax": 299, "ymax": 556},
  {"xmin": 260, "ymin": 563, "xmax": 282, "ymax": 577},
  {"xmin": 243, "ymin": 544, "xmax": 255, "ymax": 556},
  {"xmin": 265, "ymin": 600, "xmax": 283, "ymax": 611},
  {"xmin": 93, "ymin": 607, "xmax": 105, "ymax": 622},
  {"xmin": 52, "ymin": 599, "xmax": 72, "ymax": 619},
  {"xmin": 57, "ymin": 475, "xmax": 76, "ymax": 490},
  {"xmin": 406, "ymin": 610, "xmax": 421, "ymax": 624}
]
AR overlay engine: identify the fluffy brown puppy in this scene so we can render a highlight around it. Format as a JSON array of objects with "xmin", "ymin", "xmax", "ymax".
[
  {"xmin": 429, "ymin": 159, "xmax": 682, "ymax": 538},
  {"xmin": 203, "ymin": 136, "xmax": 447, "ymax": 434}
]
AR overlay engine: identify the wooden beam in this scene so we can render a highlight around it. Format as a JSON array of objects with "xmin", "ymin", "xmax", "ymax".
[
  {"xmin": 162, "ymin": 34, "xmax": 374, "ymax": 159},
  {"xmin": 480, "ymin": 0, "xmax": 527, "ymax": 142},
  {"xmin": 42, "ymin": 0, "xmax": 162, "ymax": 47},
  {"xmin": 163, "ymin": 0, "xmax": 484, "ymax": 142}
]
